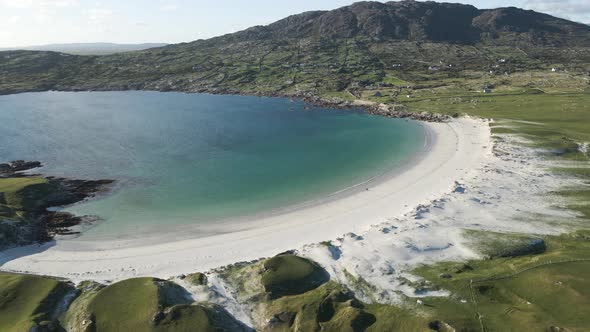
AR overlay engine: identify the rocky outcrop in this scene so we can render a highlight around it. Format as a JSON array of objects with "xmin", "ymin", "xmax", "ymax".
[
  {"xmin": 297, "ymin": 95, "xmax": 450, "ymax": 122},
  {"xmin": 0, "ymin": 161, "xmax": 114, "ymax": 248},
  {"xmin": 367, "ymin": 105, "xmax": 451, "ymax": 122}
]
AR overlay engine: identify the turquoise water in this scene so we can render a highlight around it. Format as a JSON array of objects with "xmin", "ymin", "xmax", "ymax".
[{"xmin": 0, "ymin": 91, "xmax": 424, "ymax": 238}]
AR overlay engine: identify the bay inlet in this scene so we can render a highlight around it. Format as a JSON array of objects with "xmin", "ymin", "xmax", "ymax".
[{"xmin": 0, "ymin": 91, "xmax": 425, "ymax": 241}]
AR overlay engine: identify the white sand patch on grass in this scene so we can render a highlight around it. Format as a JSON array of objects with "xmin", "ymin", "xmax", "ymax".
[
  {"xmin": 493, "ymin": 119, "xmax": 546, "ymax": 126},
  {"xmin": 175, "ymin": 273, "xmax": 253, "ymax": 328},
  {"xmin": 300, "ymin": 123, "xmax": 585, "ymax": 304}
]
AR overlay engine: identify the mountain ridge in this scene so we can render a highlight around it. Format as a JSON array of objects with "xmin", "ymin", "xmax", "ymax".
[
  {"xmin": 1, "ymin": 1, "xmax": 589, "ymax": 97},
  {"xmin": 205, "ymin": 1, "xmax": 590, "ymax": 46}
]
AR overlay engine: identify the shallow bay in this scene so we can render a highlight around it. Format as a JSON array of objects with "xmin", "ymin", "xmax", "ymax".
[{"xmin": 0, "ymin": 91, "xmax": 424, "ymax": 239}]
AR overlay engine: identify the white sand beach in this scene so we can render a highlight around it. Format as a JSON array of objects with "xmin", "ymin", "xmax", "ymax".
[{"xmin": 0, "ymin": 117, "xmax": 493, "ymax": 282}]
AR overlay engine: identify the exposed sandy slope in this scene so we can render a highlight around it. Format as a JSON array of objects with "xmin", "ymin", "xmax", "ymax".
[
  {"xmin": 301, "ymin": 119, "xmax": 584, "ymax": 304},
  {"xmin": 0, "ymin": 117, "xmax": 492, "ymax": 283}
]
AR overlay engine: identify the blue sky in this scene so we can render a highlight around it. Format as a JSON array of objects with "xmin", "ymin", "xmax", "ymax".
[{"xmin": 1, "ymin": 0, "xmax": 589, "ymax": 47}]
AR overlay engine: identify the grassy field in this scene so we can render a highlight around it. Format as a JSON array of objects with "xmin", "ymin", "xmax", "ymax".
[
  {"xmin": 383, "ymin": 74, "xmax": 590, "ymax": 331},
  {"xmin": 405, "ymin": 92, "xmax": 590, "ymax": 142},
  {"xmin": 412, "ymin": 231, "xmax": 590, "ymax": 331},
  {"xmin": 0, "ymin": 177, "xmax": 48, "ymax": 220},
  {"xmin": 0, "ymin": 177, "xmax": 56, "ymax": 248}
]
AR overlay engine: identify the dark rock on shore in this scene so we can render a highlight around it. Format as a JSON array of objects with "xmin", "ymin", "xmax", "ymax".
[
  {"xmin": 297, "ymin": 95, "xmax": 450, "ymax": 122},
  {"xmin": 367, "ymin": 105, "xmax": 451, "ymax": 122},
  {"xmin": 0, "ymin": 160, "xmax": 42, "ymax": 177}
]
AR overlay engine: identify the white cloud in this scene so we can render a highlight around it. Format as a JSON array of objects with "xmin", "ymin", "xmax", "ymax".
[
  {"xmin": 85, "ymin": 7, "xmax": 113, "ymax": 25},
  {"xmin": 523, "ymin": 0, "xmax": 590, "ymax": 23},
  {"xmin": 134, "ymin": 21, "xmax": 149, "ymax": 28},
  {"xmin": 0, "ymin": 14, "xmax": 21, "ymax": 27},
  {"xmin": 160, "ymin": 4, "xmax": 178, "ymax": 11},
  {"xmin": 0, "ymin": 0, "xmax": 78, "ymax": 9}
]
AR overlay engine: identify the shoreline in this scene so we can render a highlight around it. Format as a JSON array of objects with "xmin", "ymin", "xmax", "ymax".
[
  {"xmin": 73, "ymin": 120, "xmax": 431, "ymax": 245},
  {"xmin": 0, "ymin": 89, "xmax": 450, "ymax": 123},
  {"xmin": 0, "ymin": 117, "xmax": 491, "ymax": 282}
]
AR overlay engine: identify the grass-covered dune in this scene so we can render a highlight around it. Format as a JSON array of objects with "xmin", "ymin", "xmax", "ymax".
[
  {"xmin": 0, "ymin": 273, "xmax": 73, "ymax": 332},
  {"xmin": 261, "ymin": 254, "xmax": 330, "ymax": 299},
  {"xmin": 0, "ymin": 231, "xmax": 588, "ymax": 331},
  {"xmin": 0, "ymin": 274, "xmax": 251, "ymax": 332},
  {"xmin": 217, "ymin": 231, "xmax": 590, "ymax": 331},
  {"xmin": 66, "ymin": 277, "xmax": 252, "ymax": 331}
]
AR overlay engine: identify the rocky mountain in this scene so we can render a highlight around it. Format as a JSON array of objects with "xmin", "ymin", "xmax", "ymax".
[
  {"xmin": 1, "ymin": 1, "xmax": 589, "ymax": 97},
  {"xmin": 215, "ymin": 1, "xmax": 590, "ymax": 46}
]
